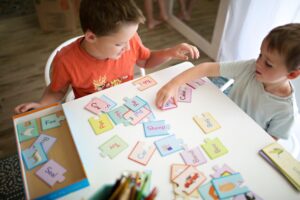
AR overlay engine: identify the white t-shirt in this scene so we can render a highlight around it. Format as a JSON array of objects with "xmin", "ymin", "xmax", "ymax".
[{"xmin": 220, "ymin": 59, "xmax": 298, "ymax": 139}]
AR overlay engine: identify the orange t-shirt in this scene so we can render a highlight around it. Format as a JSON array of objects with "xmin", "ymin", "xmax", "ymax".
[{"xmin": 50, "ymin": 33, "xmax": 150, "ymax": 99}]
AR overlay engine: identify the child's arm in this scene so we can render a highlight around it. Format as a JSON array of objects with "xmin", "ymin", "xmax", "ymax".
[
  {"xmin": 137, "ymin": 43, "xmax": 199, "ymax": 68},
  {"xmin": 155, "ymin": 62, "xmax": 220, "ymax": 108},
  {"xmin": 14, "ymin": 85, "xmax": 68, "ymax": 114}
]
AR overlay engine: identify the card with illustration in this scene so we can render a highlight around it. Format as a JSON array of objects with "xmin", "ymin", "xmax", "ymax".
[
  {"xmin": 36, "ymin": 159, "xmax": 67, "ymax": 187},
  {"xmin": 107, "ymin": 106, "xmax": 130, "ymax": 126},
  {"xmin": 193, "ymin": 112, "xmax": 221, "ymax": 133},
  {"xmin": 212, "ymin": 173, "xmax": 249, "ymax": 199},
  {"xmin": 132, "ymin": 75, "xmax": 157, "ymax": 91},
  {"xmin": 233, "ymin": 191, "xmax": 263, "ymax": 200},
  {"xmin": 186, "ymin": 78, "xmax": 206, "ymax": 89},
  {"xmin": 99, "ymin": 95, "xmax": 117, "ymax": 111},
  {"xmin": 154, "ymin": 135, "xmax": 184, "ymax": 157},
  {"xmin": 198, "ymin": 182, "xmax": 231, "ymax": 200},
  {"xmin": 177, "ymin": 85, "xmax": 192, "ymax": 103},
  {"xmin": 41, "ymin": 114, "xmax": 65, "ymax": 131},
  {"xmin": 85, "ymin": 97, "xmax": 110, "ymax": 114},
  {"xmin": 123, "ymin": 107, "xmax": 151, "ymax": 125},
  {"xmin": 22, "ymin": 143, "xmax": 48, "ymax": 170},
  {"xmin": 160, "ymin": 97, "xmax": 177, "ymax": 110},
  {"xmin": 123, "ymin": 96, "xmax": 147, "ymax": 112},
  {"xmin": 128, "ymin": 141, "xmax": 156, "ymax": 166},
  {"xmin": 33, "ymin": 134, "xmax": 56, "ymax": 153},
  {"xmin": 201, "ymin": 138, "xmax": 228, "ymax": 159},
  {"xmin": 17, "ymin": 119, "xmax": 39, "ymax": 142},
  {"xmin": 99, "ymin": 135, "xmax": 128, "ymax": 159},
  {"xmin": 172, "ymin": 165, "xmax": 206, "ymax": 195},
  {"xmin": 88, "ymin": 113, "xmax": 114, "ymax": 135},
  {"xmin": 210, "ymin": 164, "xmax": 236, "ymax": 178},
  {"xmin": 180, "ymin": 146, "xmax": 207, "ymax": 166},
  {"xmin": 143, "ymin": 120, "xmax": 170, "ymax": 137}
]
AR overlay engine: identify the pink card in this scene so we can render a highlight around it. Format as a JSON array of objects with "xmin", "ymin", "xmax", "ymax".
[
  {"xmin": 123, "ymin": 107, "xmax": 151, "ymax": 125},
  {"xmin": 177, "ymin": 85, "xmax": 192, "ymax": 103},
  {"xmin": 128, "ymin": 141, "xmax": 156, "ymax": 166},
  {"xmin": 180, "ymin": 146, "xmax": 207, "ymax": 166},
  {"xmin": 186, "ymin": 78, "xmax": 206, "ymax": 89},
  {"xmin": 132, "ymin": 75, "xmax": 157, "ymax": 91},
  {"xmin": 210, "ymin": 164, "xmax": 236, "ymax": 178},
  {"xmin": 85, "ymin": 97, "xmax": 110, "ymax": 114},
  {"xmin": 160, "ymin": 97, "xmax": 177, "ymax": 110},
  {"xmin": 36, "ymin": 160, "xmax": 66, "ymax": 187}
]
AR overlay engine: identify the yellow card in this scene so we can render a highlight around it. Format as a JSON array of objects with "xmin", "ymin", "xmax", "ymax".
[
  {"xmin": 88, "ymin": 113, "xmax": 114, "ymax": 135},
  {"xmin": 193, "ymin": 112, "xmax": 221, "ymax": 133}
]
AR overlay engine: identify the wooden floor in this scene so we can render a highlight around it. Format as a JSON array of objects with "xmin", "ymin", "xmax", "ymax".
[{"xmin": 0, "ymin": 0, "xmax": 217, "ymax": 159}]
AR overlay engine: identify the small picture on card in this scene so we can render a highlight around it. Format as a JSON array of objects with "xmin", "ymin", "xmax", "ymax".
[
  {"xmin": 193, "ymin": 112, "xmax": 221, "ymax": 133},
  {"xmin": 154, "ymin": 135, "xmax": 184, "ymax": 157},
  {"xmin": 177, "ymin": 85, "xmax": 192, "ymax": 103},
  {"xmin": 160, "ymin": 97, "xmax": 177, "ymax": 110},
  {"xmin": 33, "ymin": 133, "xmax": 56, "ymax": 153},
  {"xmin": 180, "ymin": 146, "xmax": 207, "ymax": 166},
  {"xmin": 17, "ymin": 119, "xmax": 39, "ymax": 142},
  {"xmin": 41, "ymin": 114, "xmax": 65, "ymax": 131},
  {"xmin": 22, "ymin": 143, "xmax": 48, "ymax": 170},
  {"xmin": 143, "ymin": 120, "xmax": 170, "ymax": 137},
  {"xmin": 128, "ymin": 141, "xmax": 156, "ymax": 166},
  {"xmin": 99, "ymin": 135, "xmax": 128, "ymax": 159},
  {"xmin": 89, "ymin": 113, "xmax": 114, "ymax": 135},
  {"xmin": 132, "ymin": 75, "xmax": 157, "ymax": 91},
  {"xmin": 201, "ymin": 138, "xmax": 228, "ymax": 159}
]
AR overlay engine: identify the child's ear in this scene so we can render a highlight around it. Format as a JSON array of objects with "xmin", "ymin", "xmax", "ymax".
[
  {"xmin": 287, "ymin": 69, "xmax": 300, "ymax": 80},
  {"xmin": 84, "ymin": 30, "xmax": 96, "ymax": 43}
]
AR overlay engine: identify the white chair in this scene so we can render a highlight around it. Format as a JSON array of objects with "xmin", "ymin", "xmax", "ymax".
[{"xmin": 45, "ymin": 36, "xmax": 146, "ymax": 102}]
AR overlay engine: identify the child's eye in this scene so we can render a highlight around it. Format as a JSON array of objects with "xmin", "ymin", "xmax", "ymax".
[
  {"xmin": 265, "ymin": 61, "xmax": 273, "ymax": 68},
  {"xmin": 115, "ymin": 44, "xmax": 122, "ymax": 47}
]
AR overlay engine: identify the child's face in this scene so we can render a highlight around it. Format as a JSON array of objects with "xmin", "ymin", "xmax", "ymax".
[
  {"xmin": 91, "ymin": 23, "xmax": 139, "ymax": 60},
  {"xmin": 255, "ymin": 40, "xmax": 289, "ymax": 85}
]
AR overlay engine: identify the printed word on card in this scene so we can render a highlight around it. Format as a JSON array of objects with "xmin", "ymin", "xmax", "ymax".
[
  {"xmin": 99, "ymin": 95, "xmax": 117, "ymax": 110},
  {"xmin": 180, "ymin": 146, "xmax": 207, "ymax": 166},
  {"xmin": 201, "ymin": 138, "xmax": 228, "ymax": 159},
  {"xmin": 88, "ymin": 113, "xmax": 114, "ymax": 135},
  {"xmin": 128, "ymin": 141, "xmax": 156, "ymax": 166},
  {"xmin": 177, "ymin": 85, "xmax": 192, "ymax": 103},
  {"xmin": 85, "ymin": 97, "xmax": 110, "ymax": 114},
  {"xmin": 17, "ymin": 119, "xmax": 39, "ymax": 142},
  {"xmin": 132, "ymin": 75, "xmax": 157, "ymax": 91},
  {"xmin": 186, "ymin": 78, "xmax": 206, "ymax": 89},
  {"xmin": 33, "ymin": 134, "xmax": 56, "ymax": 153},
  {"xmin": 22, "ymin": 143, "xmax": 48, "ymax": 170},
  {"xmin": 123, "ymin": 96, "xmax": 147, "ymax": 112},
  {"xmin": 154, "ymin": 135, "xmax": 184, "ymax": 157},
  {"xmin": 123, "ymin": 107, "xmax": 151, "ymax": 125},
  {"xmin": 99, "ymin": 135, "xmax": 128, "ymax": 159},
  {"xmin": 143, "ymin": 120, "xmax": 170, "ymax": 137},
  {"xmin": 36, "ymin": 160, "xmax": 66, "ymax": 187},
  {"xmin": 193, "ymin": 112, "xmax": 221, "ymax": 133},
  {"xmin": 41, "ymin": 114, "xmax": 65, "ymax": 131}
]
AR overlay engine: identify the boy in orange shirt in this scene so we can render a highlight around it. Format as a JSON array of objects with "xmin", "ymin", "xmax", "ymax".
[{"xmin": 15, "ymin": 0, "xmax": 199, "ymax": 114}]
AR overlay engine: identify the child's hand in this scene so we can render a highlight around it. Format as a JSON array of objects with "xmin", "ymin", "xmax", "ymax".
[
  {"xmin": 155, "ymin": 81, "xmax": 179, "ymax": 109},
  {"xmin": 14, "ymin": 102, "xmax": 42, "ymax": 114},
  {"xmin": 169, "ymin": 43, "xmax": 200, "ymax": 60}
]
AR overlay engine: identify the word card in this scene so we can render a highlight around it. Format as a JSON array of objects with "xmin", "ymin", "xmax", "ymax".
[
  {"xmin": 210, "ymin": 164, "xmax": 235, "ymax": 178},
  {"xmin": 99, "ymin": 95, "xmax": 117, "ymax": 110},
  {"xmin": 41, "ymin": 114, "xmax": 65, "ymax": 131},
  {"xmin": 154, "ymin": 135, "xmax": 184, "ymax": 157},
  {"xmin": 85, "ymin": 97, "xmax": 110, "ymax": 114},
  {"xmin": 172, "ymin": 165, "xmax": 206, "ymax": 195},
  {"xmin": 33, "ymin": 134, "xmax": 56, "ymax": 153},
  {"xmin": 123, "ymin": 96, "xmax": 147, "ymax": 111},
  {"xmin": 107, "ymin": 106, "xmax": 130, "ymax": 126},
  {"xmin": 212, "ymin": 173, "xmax": 249, "ymax": 199},
  {"xmin": 36, "ymin": 159, "xmax": 66, "ymax": 187},
  {"xmin": 123, "ymin": 107, "xmax": 151, "ymax": 125},
  {"xmin": 160, "ymin": 97, "xmax": 177, "ymax": 110},
  {"xmin": 88, "ymin": 113, "xmax": 114, "ymax": 135},
  {"xmin": 177, "ymin": 85, "xmax": 192, "ymax": 103},
  {"xmin": 186, "ymin": 78, "xmax": 206, "ymax": 89},
  {"xmin": 201, "ymin": 138, "xmax": 228, "ymax": 159},
  {"xmin": 132, "ymin": 75, "xmax": 157, "ymax": 91},
  {"xmin": 17, "ymin": 119, "xmax": 39, "ymax": 142},
  {"xmin": 22, "ymin": 143, "xmax": 48, "ymax": 170},
  {"xmin": 143, "ymin": 120, "xmax": 170, "ymax": 137},
  {"xmin": 180, "ymin": 146, "xmax": 207, "ymax": 166},
  {"xmin": 128, "ymin": 141, "xmax": 156, "ymax": 166},
  {"xmin": 193, "ymin": 112, "xmax": 221, "ymax": 133},
  {"xmin": 233, "ymin": 191, "xmax": 263, "ymax": 200},
  {"xmin": 99, "ymin": 135, "xmax": 128, "ymax": 159}
]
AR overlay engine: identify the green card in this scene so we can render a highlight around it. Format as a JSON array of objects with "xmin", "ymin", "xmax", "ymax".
[
  {"xmin": 99, "ymin": 135, "xmax": 128, "ymax": 159},
  {"xmin": 201, "ymin": 138, "xmax": 228, "ymax": 159}
]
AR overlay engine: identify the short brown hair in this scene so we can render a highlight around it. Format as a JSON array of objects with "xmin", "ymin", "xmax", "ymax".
[
  {"xmin": 264, "ymin": 23, "xmax": 300, "ymax": 72},
  {"xmin": 80, "ymin": 0, "xmax": 145, "ymax": 36}
]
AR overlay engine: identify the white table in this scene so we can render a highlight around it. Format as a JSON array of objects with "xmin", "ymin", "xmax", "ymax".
[{"xmin": 61, "ymin": 62, "xmax": 300, "ymax": 199}]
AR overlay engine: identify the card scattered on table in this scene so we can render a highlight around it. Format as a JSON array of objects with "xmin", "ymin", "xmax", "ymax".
[
  {"xmin": 123, "ymin": 96, "xmax": 147, "ymax": 112},
  {"xmin": 99, "ymin": 135, "xmax": 128, "ymax": 159},
  {"xmin": 160, "ymin": 97, "xmax": 177, "ymax": 110},
  {"xmin": 201, "ymin": 138, "xmax": 228, "ymax": 159},
  {"xmin": 128, "ymin": 141, "xmax": 156, "ymax": 166},
  {"xmin": 132, "ymin": 75, "xmax": 157, "ymax": 91},
  {"xmin": 180, "ymin": 146, "xmax": 207, "ymax": 166},
  {"xmin": 22, "ymin": 143, "xmax": 48, "ymax": 170},
  {"xmin": 33, "ymin": 133, "xmax": 56, "ymax": 153},
  {"xmin": 123, "ymin": 107, "xmax": 151, "ymax": 125},
  {"xmin": 89, "ymin": 113, "xmax": 114, "ymax": 135},
  {"xmin": 154, "ymin": 135, "xmax": 184, "ymax": 157},
  {"xmin": 107, "ymin": 106, "xmax": 130, "ymax": 126},
  {"xmin": 193, "ymin": 112, "xmax": 221, "ymax": 133},
  {"xmin": 177, "ymin": 85, "xmax": 192, "ymax": 103},
  {"xmin": 85, "ymin": 97, "xmax": 110, "ymax": 114},
  {"xmin": 17, "ymin": 119, "xmax": 39, "ymax": 142},
  {"xmin": 143, "ymin": 120, "xmax": 170, "ymax": 137}
]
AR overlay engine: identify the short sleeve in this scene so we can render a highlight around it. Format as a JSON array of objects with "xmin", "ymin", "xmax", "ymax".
[
  {"xmin": 132, "ymin": 33, "xmax": 150, "ymax": 60},
  {"xmin": 50, "ymin": 53, "xmax": 70, "ymax": 92}
]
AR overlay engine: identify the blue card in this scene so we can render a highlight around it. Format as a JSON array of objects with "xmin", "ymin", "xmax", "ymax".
[
  {"xmin": 17, "ymin": 119, "xmax": 39, "ymax": 142},
  {"xmin": 154, "ymin": 135, "xmax": 184, "ymax": 157},
  {"xmin": 99, "ymin": 94, "xmax": 117, "ymax": 111},
  {"xmin": 22, "ymin": 143, "xmax": 48, "ymax": 170},
  {"xmin": 41, "ymin": 114, "xmax": 65, "ymax": 130},
  {"xmin": 198, "ymin": 182, "xmax": 231, "ymax": 200},
  {"xmin": 107, "ymin": 106, "xmax": 130, "ymax": 126},
  {"xmin": 143, "ymin": 120, "xmax": 170, "ymax": 137},
  {"xmin": 123, "ymin": 96, "xmax": 147, "ymax": 111},
  {"xmin": 33, "ymin": 133, "xmax": 57, "ymax": 153}
]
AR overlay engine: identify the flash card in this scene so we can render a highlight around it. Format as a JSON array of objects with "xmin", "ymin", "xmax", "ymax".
[
  {"xmin": 128, "ymin": 141, "xmax": 156, "ymax": 166},
  {"xmin": 233, "ymin": 191, "xmax": 263, "ymax": 200},
  {"xmin": 193, "ymin": 112, "xmax": 221, "ymax": 133},
  {"xmin": 107, "ymin": 106, "xmax": 130, "ymax": 126},
  {"xmin": 33, "ymin": 134, "xmax": 56, "ymax": 153},
  {"xmin": 172, "ymin": 165, "xmax": 206, "ymax": 195},
  {"xmin": 88, "ymin": 113, "xmax": 114, "ymax": 135},
  {"xmin": 143, "ymin": 120, "xmax": 170, "ymax": 137},
  {"xmin": 198, "ymin": 182, "xmax": 223, "ymax": 200},
  {"xmin": 201, "ymin": 138, "xmax": 228, "ymax": 159},
  {"xmin": 210, "ymin": 164, "xmax": 235, "ymax": 178},
  {"xmin": 99, "ymin": 95, "xmax": 117, "ymax": 111},
  {"xmin": 132, "ymin": 75, "xmax": 157, "ymax": 91},
  {"xmin": 212, "ymin": 173, "xmax": 249, "ymax": 199},
  {"xmin": 36, "ymin": 160, "xmax": 66, "ymax": 187},
  {"xmin": 154, "ymin": 135, "xmax": 184, "ymax": 157},
  {"xmin": 186, "ymin": 78, "xmax": 206, "ymax": 89},
  {"xmin": 41, "ymin": 114, "xmax": 65, "ymax": 131},
  {"xmin": 17, "ymin": 119, "xmax": 39, "ymax": 142},
  {"xmin": 180, "ymin": 146, "xmax": 207, "ymax": 166},
  {"xmin": 22, "ymin": 143, "xmax": 48, "ymax": 170},
  {"xmin": 160, "ymin": 97, "xmax": 177, "ymax": 110},
  {"xmin": 177, "ymin": 85, "xmax": 192, "ymax": 103},
  {"xmin": 99, "ymin": 135, "xmax": 128, "ymax": 159},
  {"xmin": 85, "ymin": 97, "xmax": 110, "ymax": 114},
  {"xmin": 123, "ymin": 107, "xmax": 151, "ymax": 125},
  {"xmin": 123, "ymin": 96, "xmax": 147, "ymax": 112}
]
